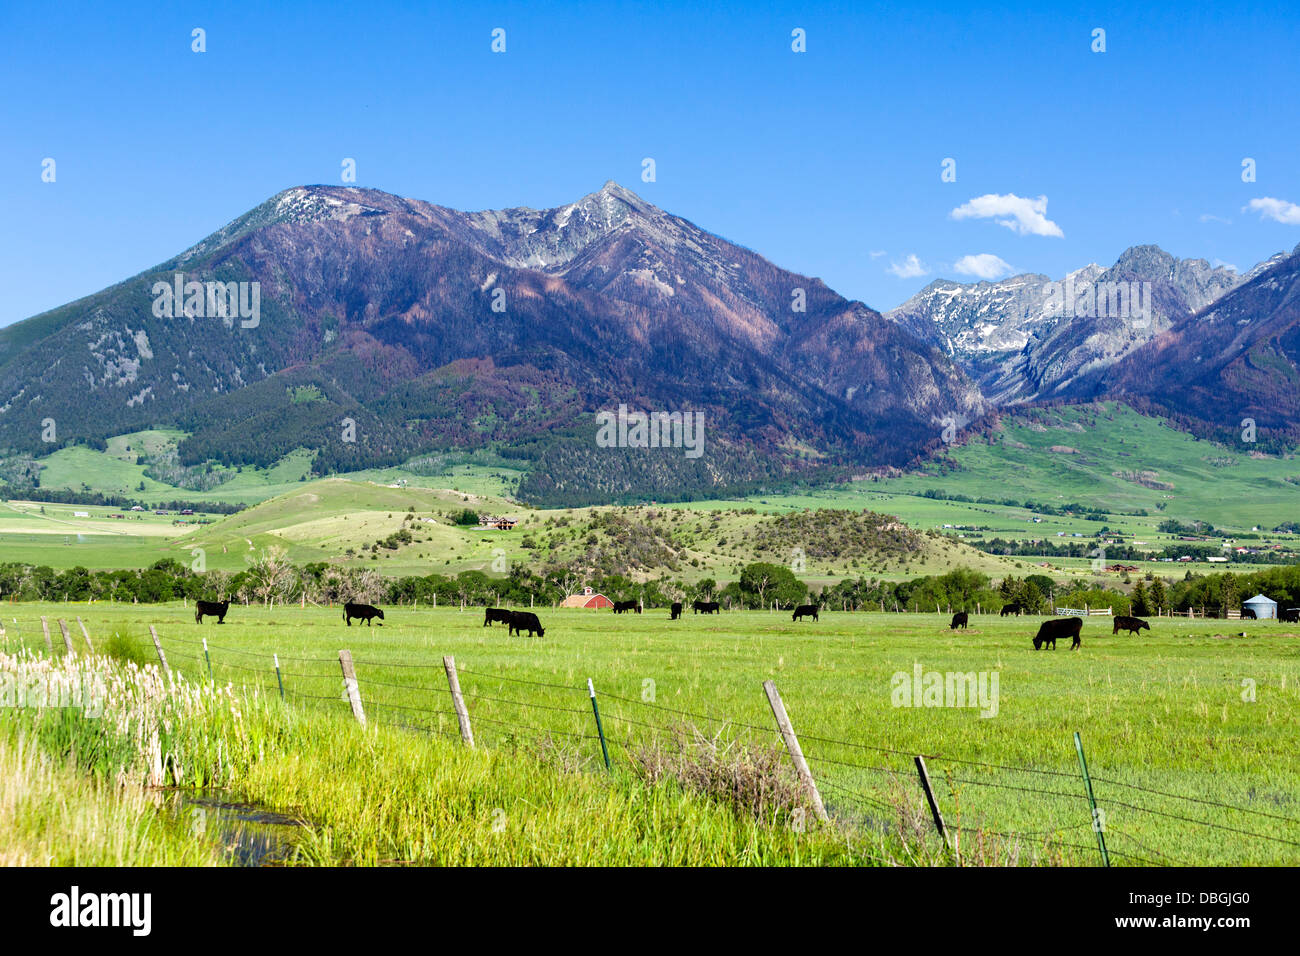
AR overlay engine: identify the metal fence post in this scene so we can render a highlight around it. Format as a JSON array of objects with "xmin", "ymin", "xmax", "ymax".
[
  {"xmin": 1074, "ymin": 731, "xmax": 1110, "ymax": 867},
  {"xmin": 587, "ymin": 679, "xmax": 611, "ymax": 770}
]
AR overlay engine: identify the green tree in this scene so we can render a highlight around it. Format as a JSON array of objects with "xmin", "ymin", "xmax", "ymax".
[
  {"xmin": 1025, "ymin": 574, "xmax": 1056, "ymax": 599},
  {"xmin": 738, "ymin": 563, "xmax": 807, "ymax": 609},
  {"xmin": 1149, "ymin": 577, "xmax": 1167, "ymax": 614},
  {"xmin": 1130, "ymin": 580, "xmax": 1150, "ymax": 616}
]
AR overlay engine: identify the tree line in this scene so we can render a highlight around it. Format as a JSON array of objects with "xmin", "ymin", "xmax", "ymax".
[{"xmin": 6, "ymin": 554, "xmax": 1296, "ymax": 616}]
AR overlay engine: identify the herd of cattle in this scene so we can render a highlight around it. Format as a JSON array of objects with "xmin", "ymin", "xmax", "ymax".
[
  {"xmin": 944, "ymin": 610, "xmax": 1146, "ymax": 649},
  {"xmin": 190, "ymin": 597, "xmax": 1297, "ymax": 650}
]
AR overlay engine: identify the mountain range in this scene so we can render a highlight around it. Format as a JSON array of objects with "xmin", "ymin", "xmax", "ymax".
[
  {"xmin": 887, "ymin": 245, "xmax": 1292, "ymax": 405},
  {"xmin": 0, "ymin": 183, "xmax": 1297, "ymax": 504},
  {"xmin": 0, "ymin": 183, "xmax": 983, "ymax": 505}
]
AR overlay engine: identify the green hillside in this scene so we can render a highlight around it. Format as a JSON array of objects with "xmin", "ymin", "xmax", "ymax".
[
  {"xmin": 172, "ymin": 478, "xmax": 1016, "ymax": 581},
  {"xmin": 7, "ymin": 429, "xmax": 521, "ymax": 505},
  {"xmin": 3, "ymin": 404, "xmax": 1296, "ymax": 580},
  {"xmin": 885, "ymin": 402, "xmax": 1298, "ymax": 529}
]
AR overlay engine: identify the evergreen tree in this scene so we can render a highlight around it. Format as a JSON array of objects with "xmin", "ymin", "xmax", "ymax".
[
  {"xmin": 1130, "ymin": 580, "xmax": 1150, "ymax": 616},
  {"xmin": 1149, "ymin": 577, "xmax": 1167, "ymax": 614}
]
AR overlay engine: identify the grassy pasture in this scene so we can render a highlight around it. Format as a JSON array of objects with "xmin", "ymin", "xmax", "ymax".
[{"xmin": 7, "ymin": 601, "xmax": 1299, "ymax": 866}]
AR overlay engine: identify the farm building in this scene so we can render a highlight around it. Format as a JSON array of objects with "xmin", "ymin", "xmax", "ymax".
[
  {"xmin": 560, "ymin": 587, "xmax": 613, "ymax": 609},
  {"xmin": 1243, "ymin": 594, "xmax": 1278, "ymax": 620},
  {"xmin": 478, "ymin": 515, "xmax": 517, "ymax": 530}
]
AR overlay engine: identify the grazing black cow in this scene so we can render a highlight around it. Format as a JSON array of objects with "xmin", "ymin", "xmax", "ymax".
[
  {"xmin": 670, "ymin": 602, "xmax": 683, "ymax": 620},
  {"xmin": 1113, "ymin": 615, "xmax": 1150, "ymax": 636},
  {"xmin": 1241, "ymin": 608, "xmax": 1257, "ymax": 620},
  {"xmin": 194, "ymin": 599, "xmax": 229, "ymax": 624},
  {"xmin": 693, "ymin": 600, "xmax": 721, "ymax": 615},
  {"xmin": 1000, "ymin": 603, "xmax": 1023, "ymax": 617},
  {"xmin": 1280, "ymin": 607, "xmax": 1300, "ymax": 623},
  {"xmin": 344, "ymin": 602, "xmax": 385, "ymax": 627},
  {"xmin": 484, "ymin": 607, "xmax": 513, "ymax": 627},
  {"xmin": 508, "ymin": 611, "xmax": 545, "ymax": 638},
  {"xmin": 612, "ymin": 600, "xmax": 640, "ymax": 614},
  {"xmin": 792, "ymin": 604, "xmax": 819, "ymax": 622},
  {"xmin": 950, "ymin": 611, "xmax": 969, "ymax": 629},
  {"xmin": 1033, "ymin": 617, "xmax": 1082, "ymax": 650}
]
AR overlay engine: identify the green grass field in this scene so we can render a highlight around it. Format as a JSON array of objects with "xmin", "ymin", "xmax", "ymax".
[{"xmin": 6, "ymin": 601, "xmax": 1297, "ymax": 865}]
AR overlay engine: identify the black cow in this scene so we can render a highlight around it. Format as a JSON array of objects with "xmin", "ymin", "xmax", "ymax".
[
  {"xmin": 484, "ymin": 607, "xmax": 513, "ymax": 627},
  {"xmin": 194, "ymin": 599, "xmax": 229, "ymax": 624},
  {"xmin": 509, "ymin": 611, "xmax": 545, "ymax": 638},
  {"xmin": 344, "ymin": 602, "xmax": 385, "ymax": 627},
  {"xmin": 693, "ymin": 600, "xmax": 721, "ymax": 615},
  {"xmin": 612, "ymin": 600, "xmax": 640, "ymax": 614},
  {"xmin": 670, "ymin": 602, "xmax": 683, "ymax": 620},
  {"xmin": 1280, "ymin": 607, "xmax": 1300, "ymax": 623},
  {"xmin": 1000, "ymin": 603, "xmax": 1023, "ymax": 617},
  {"xmin": 1242, "ymin": 608, "xmax": 1257, "ymax": 620},
  {"xmin": 1113, "ymin": 615, "xmax": 1150, "ymax": 636},
  {"xmin": 1033, "ymin": 617, "xmax": 1082, "ymax": 650},
  {"xmin": 950, "ymin": 611, "xmax": 969, "ymax": 629},
  {"xmin": 792, "ymin": 604, "xmax": 819, "ymax": 622}
]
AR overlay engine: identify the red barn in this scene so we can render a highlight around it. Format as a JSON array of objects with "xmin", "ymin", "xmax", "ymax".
[{"xmin": 560, "ymin": 587, "xmax": 613, "ymax": 609}]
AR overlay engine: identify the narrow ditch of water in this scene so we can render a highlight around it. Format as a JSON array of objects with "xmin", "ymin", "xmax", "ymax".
[{"xmin": 162, "ymin": 792, "xmax": 308, "ymax": 866}]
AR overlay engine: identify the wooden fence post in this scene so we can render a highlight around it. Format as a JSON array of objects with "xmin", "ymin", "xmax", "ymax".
[
  {"xmin": 762, "ymin": 680, "xmax": 828, "ymax": 822},
  {"xmin": 58, "ymin": 619, "xmax": 74, "ymax": 655},
  {"xmin": 339, "ymin": 650, "xmax": 366, "ymax": 727},
  {"xmin": 443, "ymin": 656, "xmax": 474, "ymax": 747},
  {"xmin": 77, "ymin": 617, "xmax": 94, "ymax": 653},
  {"xmin": 40, "ymin": 616, "xmax": 52, "ymax": 654},
  {"xmin": 914, "ymin": 756, "xmax": 951, "ymax": 853},
  {"xmin": 149, "ymin": 625, "xmax": 170, "ymax": 677}
]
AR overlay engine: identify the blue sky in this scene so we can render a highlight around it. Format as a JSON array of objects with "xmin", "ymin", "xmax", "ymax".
[{"xmin": 3, "ymin": 0, "xmax": 1298, "ymax": 327}]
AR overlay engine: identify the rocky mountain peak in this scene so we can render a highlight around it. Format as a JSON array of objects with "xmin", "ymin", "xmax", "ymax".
[{"xmin": 888, "ymin": 245, "xmax": 1267, "ymax": 405}]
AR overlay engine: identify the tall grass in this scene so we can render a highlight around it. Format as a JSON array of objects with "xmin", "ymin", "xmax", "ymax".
[
  {"xmin": 0, "ymin": 732, "xmax": 223, "ymax": 866},
  {"xmin": 0, "ymin": 650, "xmax": 908, "ymax": 865}
]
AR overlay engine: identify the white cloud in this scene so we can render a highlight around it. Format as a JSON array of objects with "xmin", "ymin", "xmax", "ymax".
[
  {"xmin": 951, "ymin": 193, "xmax": 1064, "ymax": 237},
  {"xmin": 887, "ymin": 254, "xmax": 928, "ymax": 278},
  {"xmin": 869, "ymin": 249, "xmax": 887, "ymax": 259},
  {"xmin": 1244, "ymin": 197, "xmax": 1300, "ymax": 225},
  {"xmin": 1199, "ymin": 213, "xmax": 1232, "ymax": 225},
  {"xmin": 1212, "ymin": 258, "xmax": 1239, "ymax": 273},
  {"xmin": 953, "ymin": 253, "xmax": 1015, "ymax": 280}
]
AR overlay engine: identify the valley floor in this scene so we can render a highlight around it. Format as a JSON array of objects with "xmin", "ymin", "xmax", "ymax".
[{"xmin": 3, "ymin": 602, "xmax": 1298, "ymax": 866}]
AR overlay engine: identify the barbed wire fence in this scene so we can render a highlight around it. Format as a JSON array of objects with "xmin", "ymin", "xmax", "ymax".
[{"xmin": 5, "ymin": 618, "xmax": 1298, "ymax": 867}]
